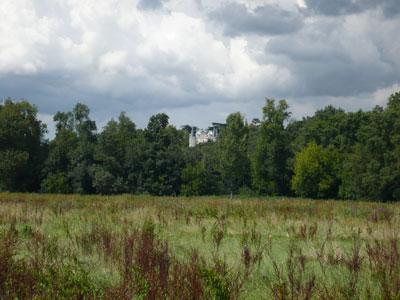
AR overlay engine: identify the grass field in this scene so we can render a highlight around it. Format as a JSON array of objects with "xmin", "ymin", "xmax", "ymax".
[{"xmin": 0, "ymin": 193, "xmax": 399, "ymax": 299}]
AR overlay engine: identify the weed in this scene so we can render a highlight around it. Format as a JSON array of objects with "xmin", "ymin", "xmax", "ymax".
[{"xmin": 366, "ymin": 238, "xmax": 400, "ymax": 299}]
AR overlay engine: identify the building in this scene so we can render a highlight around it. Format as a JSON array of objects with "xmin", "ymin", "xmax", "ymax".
[
  {"xmin": 189, "ymin": 128, "xmax": 197, "ymax": 147},
  {"xmin": 188, "ymin": 123, "xmax": 226, "ymax": 147}
]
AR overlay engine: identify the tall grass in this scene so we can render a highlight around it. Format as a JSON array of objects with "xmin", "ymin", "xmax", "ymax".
[{"xmin": 0, "ymin": 193, "xmax": 399, "ymax": 299}]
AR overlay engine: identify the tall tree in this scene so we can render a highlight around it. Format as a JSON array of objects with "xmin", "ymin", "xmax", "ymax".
[
  {"xmin": 252, "ymin": 99, "xmax": 291, "ymax": 195},
  {"xmin": 181, "ymin": 142, "xmax": 222, "ymax": 196},
  {"xmin": 41, "ymin": 111, "xmax": 77, "ymax": 193},
  {"xmin": 42, "ymin": 103, "xmax": 96, "ymax": 194},
  {"xmin": 142, "ymin": 113, "xmax": 185, "ymax": 195},
  {"xmin": 92, "ymin": 113, "xmax": 137, "ymax": 194},
  {"xmin": 69, "ymin": 103, "xmax": 97, "ymax": 194},
  {"xmin": 0, "ymin": 99, "xmax": 47, "ymax": 191},
  {"xmin": 339, "ymin": 93, "xmax": 400, "ymax": 200},
  {"xmin": 384, "ymin": 92, "xmax": 400, "ymax": 200},
  {"xmin": 218, "ymin": 112, "xmax": 250, "ymax": 195}
]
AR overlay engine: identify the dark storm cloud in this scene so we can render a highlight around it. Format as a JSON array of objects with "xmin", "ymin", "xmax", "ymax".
[
  {"xmin": 290, "ymin": 59, "xmax": 396, "ymax": 97},
  {"xmin": 304, "ymin": 0, "xmax": 366, "ymax": 16},
  {"xmin": 0, "ymin": 73, "xmax": 83, "ymax": 113},
  {"xmin": 379, "ymin": 0, "xmax": 400, "ymax": 17},
  {"xmin": 137, "ymin": 0, "xmax": 165, "ymax": 11},
  {"xmin": 305, "ymin": 0, "xmax": 400, "ymax": 17},
  {"xmin": 209, "ymin": 3, "xmax": 303, "ymax": 36}
]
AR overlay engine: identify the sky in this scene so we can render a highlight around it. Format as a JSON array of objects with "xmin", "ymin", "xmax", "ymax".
[{"xmin": 1, "ymin": 0, "xmax": 399, "ymax": 136}]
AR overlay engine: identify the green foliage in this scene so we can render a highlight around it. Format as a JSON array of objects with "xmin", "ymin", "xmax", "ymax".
[
  {"xmin": 181, "ymin": 142, "xmax": 223, "ymax": 196},
  {"xmin": 142, "ymin": 114, "xmax": 185, "ymax": 195},
  {"xmin": 201, "ymin": 268, "xmax": 231, "ymax": 300},
  {"xmin": 90, "ymin": 165, "xmax": 118, "ymax": 195},
  {"xmin": 37, "ymin": 263, "xmax": 100, "ymax": 298},
  {"xmin": 0, "ymin": 150, "xmax": 29, "ymax": 192},
  {"xmin": 0, "ymin": 99, "xmax": 47, "ymax": 191},
  {"xmin": 41, "ymin": 172, "xmax": 71, "ymax": 194},
  {"xmin": 218, "ymin": 112, "xmax": 250, "ymax": 194},
  {"xmin": 339, "ymin": 94, "xmax": 400, "ymax": 200},
  {"xmin": 181, "ymin": 162, "xmax": 209, "ymax": 196},
  {"xmin": 43, "ymin": 103, "xmax": 96, "ymax": 194},
  {"xmin": 292, "ymin": 142, "xmax": 340, "ymax": 198},
  {"xmin": 92, "ymin": 113, "xmax": 137, "ymax": 194},
  {"xmin": 252, "ymin": 99, "xmax": 291, "ymax": 195},
  {"xmin": 293, "ymin": 106, "xmax": 350, "ymax": 149}
]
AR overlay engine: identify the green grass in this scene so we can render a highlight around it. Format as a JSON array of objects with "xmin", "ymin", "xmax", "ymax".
[{"xmin": 0, "ymin": 193, "xmax": 399, "ymax": 299}]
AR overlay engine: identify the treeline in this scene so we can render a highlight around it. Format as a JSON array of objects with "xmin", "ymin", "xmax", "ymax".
[{"xmin": 0, "ymin": 92, "xmax": 399, "ymax": 200}]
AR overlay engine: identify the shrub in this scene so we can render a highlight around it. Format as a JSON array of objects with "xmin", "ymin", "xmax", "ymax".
[{"xmin": 292, "ymin": 142, "xmax": 340, "ymax": 198}]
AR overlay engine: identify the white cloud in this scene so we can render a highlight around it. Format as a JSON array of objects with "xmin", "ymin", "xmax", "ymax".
[
  {"xmin": 98, "ymin": 51, "xmax": 127, "ymax": 74},
  {"xmin": 370, "ymin": 83, "xmax": 400, "ymax": 107},
  {"xmin": 0, "ymin": 0, "xmax": 54, "ymax": 74}
]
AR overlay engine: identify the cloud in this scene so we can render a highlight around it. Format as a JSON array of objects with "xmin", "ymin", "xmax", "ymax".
[
  {"xmin": 0, "ymin": 0, "xmax": 399, "ymax": 135},
  {"xmin": 0, "ymin": 0, "xmax": 289, "ymax": 128},
  {"xmin": 98, "ymin": 51, "xmax": 127, "ymax": 74},
  {"xmin": 137, "ymin": 0, "xmax": 165, "ymax": 11},
  {"xmin": 209, "ymin": 2, "xmax": 303, "ymax": 36},
  {"xmin": 265, "ymin": 11, "xmax": 400, "ymax": 98},
  {"xmin": 305, "ymin": 0, "xmax": 400, "ymax": 17}
]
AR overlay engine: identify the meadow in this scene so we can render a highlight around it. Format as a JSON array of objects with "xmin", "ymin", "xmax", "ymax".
[{"xmin": 0, "ymin": 193, "xmax": 399, "ymax": 299}]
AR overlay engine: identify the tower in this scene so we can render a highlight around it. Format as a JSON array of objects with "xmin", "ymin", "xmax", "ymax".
[{"xmin": 189, "ymin": 127, "xmax": 197, "ymax": 147}]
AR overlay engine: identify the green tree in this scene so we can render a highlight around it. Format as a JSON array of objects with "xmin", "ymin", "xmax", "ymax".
[
  {"xmin": 339, "ymin": 93, "xmax": 400, "ymax": 200},
  {"xmin": 0, "ymin": 150, "xmax": 29, "ymax": 191},
  {"xmin": 252, "ymin": 99, "xmax": 291, "ymax": 195},
  {"xmin": 69, "ymin": 103, "xmax": 97, "ymax": 194},
  {"xmin": 293, "ymin": 106, "xmax": 349, "ymax": 149},
  {"xmin": 181, "ymin": 162, "xmax": 208, "ymax": 196},
  {"xmin": 142, "ymin": 113, "xmax": 185, "ymax": 195},
  {"xmin": 92, "ymin": 112, "xmax": 137, "ymax": 194},
  {"xmin": 218, "ymin": 112, "xmax": 250, "ymax": 195},
  {"xmin": 181, "ymin": 139, "xmax": 223, "ymax": 196},
  {"xmin": 292, "ymin": 142, "xmax": 340, "ymax": 198},
  {"xmin": 41, "ymin": 172, "xmax": 70, "ymax": 194},
  {"xmin": 0, "ymin": 99, "xmax": 47, "ymax": 191},
  {"xmin": 383, "ymin": 92, "xmax": 400, "ymax": 200},
  {"xmin": 41, "ymin": 111, "xmax": 77, "ymax": 193},
  {"xmin": 42, "ymin": 103, "xmax": 96, "ymax": 194}
]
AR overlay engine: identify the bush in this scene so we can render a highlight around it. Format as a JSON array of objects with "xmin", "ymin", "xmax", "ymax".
[
  {"xmin": 41, "ymin": 172, "xmax": 71, "ymax": 194},
  {"xmin": 292, "ymin": 142, "xmax": 340, "ymax": 198}
]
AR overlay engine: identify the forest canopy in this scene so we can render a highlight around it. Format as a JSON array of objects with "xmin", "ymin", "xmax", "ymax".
[{"xmin": 1, "ymin": 92, "xmax": 399, "ymax": 201}]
